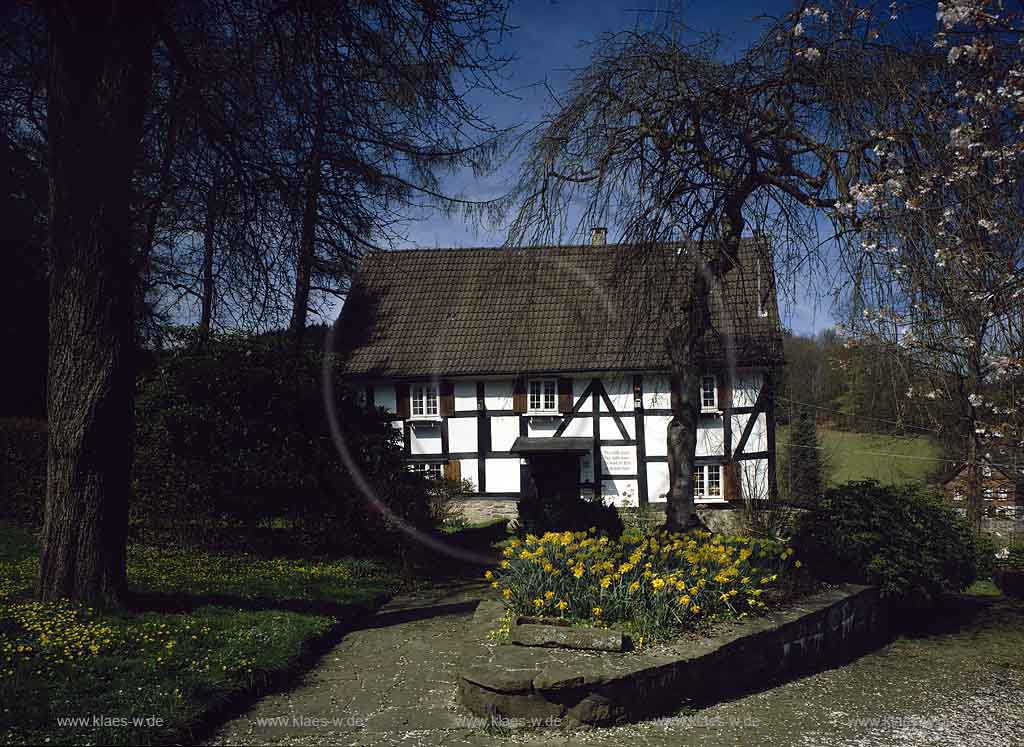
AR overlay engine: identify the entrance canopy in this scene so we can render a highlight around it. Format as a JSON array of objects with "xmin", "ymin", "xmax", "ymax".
[{"xmin": 509, "ymin": 437, "xmax": 593, "ymax": 455}]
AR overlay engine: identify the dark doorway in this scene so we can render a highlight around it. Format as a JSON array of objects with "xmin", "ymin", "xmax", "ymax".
[{"xmin": 524, "ymin": 453, "xmax": 581, "ymax": 505}]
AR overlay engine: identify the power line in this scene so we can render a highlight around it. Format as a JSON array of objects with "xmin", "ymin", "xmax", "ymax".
[
  {"xmin": 776, "ymin": 395, "xmax": 941, "ymax": 435},
  {"xmin": 780, "ymin": 439, "xmax": 1021, "ymax": 473}
]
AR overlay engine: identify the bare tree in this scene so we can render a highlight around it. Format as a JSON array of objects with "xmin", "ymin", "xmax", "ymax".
[
  {"xmin": 243, "ymin": 0, "xmax": 514, "ymax": 343},
  {"xmin": 500, "ymin": 5, "xmax": 896, "ymax": 529},
  {"xmin": 26, "ymin": 0, "xmax": 514, "ymax": 604}
]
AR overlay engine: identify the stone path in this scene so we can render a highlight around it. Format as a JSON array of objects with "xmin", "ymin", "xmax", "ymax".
[
  {"xmin": 208, "ymin": 584, "xmax": 1024, "ymax": 747},
  {"xmin": 207, "ymin": 579, "xmax": 490, "ymax": 746}
]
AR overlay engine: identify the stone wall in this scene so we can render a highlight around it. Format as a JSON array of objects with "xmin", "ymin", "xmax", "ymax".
[
  {"xmin": 456, "ymin": 501, "xmax": 758, "ymax": 533},
  {"xmin": 455, "ymin": 499, "xmax": 518, "ymax": 526},
  {"xmin": 459, "ymin": 584, "xmax": 889, "ymax": 728}
]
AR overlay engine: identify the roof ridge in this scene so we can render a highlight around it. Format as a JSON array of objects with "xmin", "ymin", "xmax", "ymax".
[{"xmin": 367, "ymin": 238, "xmax": 760, "ymax": 255}]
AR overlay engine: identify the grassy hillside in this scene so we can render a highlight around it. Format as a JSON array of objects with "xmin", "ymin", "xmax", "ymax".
[{"xmin": 777, "ymin": 426, "xmax": 941, "ymax": 486}]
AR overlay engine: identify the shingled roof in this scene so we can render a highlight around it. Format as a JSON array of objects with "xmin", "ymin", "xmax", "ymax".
[{"xmin": 337, "ymin": 240, "xmax": 783, "ymax": 378}]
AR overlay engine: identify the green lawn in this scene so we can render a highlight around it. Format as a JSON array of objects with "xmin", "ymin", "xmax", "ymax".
[
  {"xmin": 777, "ymin": 427, "xmax": 941, "ymax": 486},
  {"xmin": 0, "ymin": 523, "xmax": 406, "ymax": 746}
]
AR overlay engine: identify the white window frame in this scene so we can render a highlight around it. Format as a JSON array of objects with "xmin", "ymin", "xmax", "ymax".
[
  {"xmin": 692, "ymin": 464, "xmax": 723, "ymax": 500},
  {"xmin": 409, "ymin": 462, "xmax": 443, "ymax": 480},
  {"xmin": 700, "ymin": 375, "xmax": 718, "ymax": 413},
  {"xmin": 410, "ymin": 383, "xmax": 439, "ymax": 419},
  {"xmin": 527, "ymin": 378, "xmax": 558, "ymax": 414}
]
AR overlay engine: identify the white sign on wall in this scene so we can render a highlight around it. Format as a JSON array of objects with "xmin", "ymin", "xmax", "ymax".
[{"xmin": 601, "ymin": 446, "xmax": 637, "ymax": 475}]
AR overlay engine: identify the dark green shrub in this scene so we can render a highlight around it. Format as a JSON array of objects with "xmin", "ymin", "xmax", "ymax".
[
  {"xmin": 0, "ymin": 418, "xmax": 46, "ymax": 525},
  {"xmin": 795, "ymin": 480, "xmax": 978, "ymax": 601},
  {"xmin": 975, "ymin": 533, "xmax": 998, "ymax": 580},
  {"xmin": 517, "ymin": 493, "xmax": 623, "ymax": 538},
  {"xmin": 134, "ymin": 328, "xmax": 433, "ymax": 555}
]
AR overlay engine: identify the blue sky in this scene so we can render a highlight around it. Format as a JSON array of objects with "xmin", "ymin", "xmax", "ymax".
[{"xmin": 376, "ymin": 1, "xmax": 938, "ymax": 336}]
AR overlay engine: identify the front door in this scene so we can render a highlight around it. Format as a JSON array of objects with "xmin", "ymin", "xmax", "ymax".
[{"xmin": 528, "ymin": 454, "xmax": 580, "ymax": 505}]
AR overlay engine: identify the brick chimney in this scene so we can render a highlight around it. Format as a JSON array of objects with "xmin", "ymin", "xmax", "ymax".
[{"xmin": 590, "ymin": 226, "xmax": 607, "ymax": 246}]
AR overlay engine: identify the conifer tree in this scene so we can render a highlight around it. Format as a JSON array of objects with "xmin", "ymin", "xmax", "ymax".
[{"xmin": 785, "ymin": 406, "xmax": 826, "ymax": 507}]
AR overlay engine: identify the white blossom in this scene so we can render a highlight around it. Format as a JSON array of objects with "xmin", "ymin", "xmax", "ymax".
[
  {"xmin": 948, "ymin": 44, "xmax": 979, "ymax": 65},
  {"xmin": 802, "ymin": 6, "xmax": 829, "ymax": 23},
  {"xmin": 937, "ymin": 1, "xmax": 976, "ymax": 29}
]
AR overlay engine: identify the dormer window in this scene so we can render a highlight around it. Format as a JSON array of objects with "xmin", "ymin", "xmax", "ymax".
[
  {"xmin": 701, "ymin": 376, "xmax": 718, "ymax": 412},
  {"xmin": 528, "ymin": 378, "xmax": 558, "ymax": 414},
  {"xmin": 411, "ymin": 383, "xmax": 439, "ymax": 418}
]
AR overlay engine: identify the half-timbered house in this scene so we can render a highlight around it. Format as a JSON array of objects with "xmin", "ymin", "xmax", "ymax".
[{"xmin": 337, "ymin": 233, "xmax": 784, "ymax": 509}]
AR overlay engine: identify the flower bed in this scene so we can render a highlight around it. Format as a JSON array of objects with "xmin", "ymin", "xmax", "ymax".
[{"xmin": 487, "ymin": 528, "xmax": 801, "ymax": 644}]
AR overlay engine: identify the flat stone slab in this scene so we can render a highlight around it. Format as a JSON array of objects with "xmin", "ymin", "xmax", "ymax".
[
  {"xmin": 458, "ymin": 583, "xmax": 890, "ymax": 727},
  {"xmin": 510, "ymin": 621, "xmax": 629, "ymax": 652}
]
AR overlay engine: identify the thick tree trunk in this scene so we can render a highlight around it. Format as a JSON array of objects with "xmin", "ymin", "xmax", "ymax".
[
  {"xmin": 664, "ymin": 271, "xmax": 713, "ymax": 532},
  {"xmin": 39, "ymin": 2, "xmax": 154, "ymax": 607},
  {"xmin": 665, "ymin": 371, "xmax": 702, "ymax": 531},
  {"xmin": 664, "ymin": 204, "xmax": 749, "ymax": 532}
]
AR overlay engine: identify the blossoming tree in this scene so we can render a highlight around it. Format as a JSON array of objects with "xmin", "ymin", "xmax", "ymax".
[{"xmin": 832, "ymin": 0, "xmax": 1024, "ymax": 529}]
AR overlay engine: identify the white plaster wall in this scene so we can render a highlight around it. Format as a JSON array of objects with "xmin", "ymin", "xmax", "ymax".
[
  {"xmin": 454, "ymin": 381, "xmax": 477, "ymax": 412},
  {"xmin": 490, "ymin": 416, "xmax": 519, "ymax": 452},
  {"xmin": 642, "ymin": 375, "xmax": 671, "ymax": 410},
  {"xmin": 409, "ymin": 425, "xmax": 442, "ymax": 455},
  {"xmin": 375, "ymin": 382, "xmax": 397, "ymax": 414},
  {"xmin": 485, "ymin": 458, "xmax": 520, "ymax": 492},
  {"xmin": 602, "ymin": 376, "xmax": 633, "ymax": 412},
  {"xmin": 696, "ymin": 423, "xmax": 725, "ymax": 457},
  {"xmin": 740, "ymin": 458, "xmax": 769, "ymax": 500},
  {"xmin": 601, "ymin": 415, "xmax": 636, "ymax": 440},
  {"xmin": 644, "ymin": 415, "xmax": 671, "ymax": 456},
  {"xmin": 448, "ymin": 417, "xmax": 478, "ymax": 453},
  {"xmin": 646, "ymin": 462, "xmax": 670, "ymax": 503},
  {"xmin": 572, "ymin": 378, "xmax": 592, "ymax": 412},
  {"xmin": 561, "ymin": 417, "xmax": 593, "ymax": 438},
  {"xmin": 485, "ymin": 380, "xmax": 513, "ymax": 411},
  {"xmin": 527, "ymin": 417, "xmax": 560, "ymax": 438},
  {"xmin": 731, "ymin": 412, "xmax": 767, "ymax": 453},
  {"xmin": 602, "ymin": 478, "xmax": 640, "ymax": 507},
  {"xmin": 458, "ymin": 458, "xmax": 479, "ymax": 491}
]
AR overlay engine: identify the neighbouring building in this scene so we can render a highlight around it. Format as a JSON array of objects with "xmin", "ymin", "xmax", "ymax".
[
  {"xmin": 337, "ymin": 233, "xmax": 784, "ymax": 509},
  {"xmin": 942, "ymin": 463, "xmax": 1024, "ymax": 514}
]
